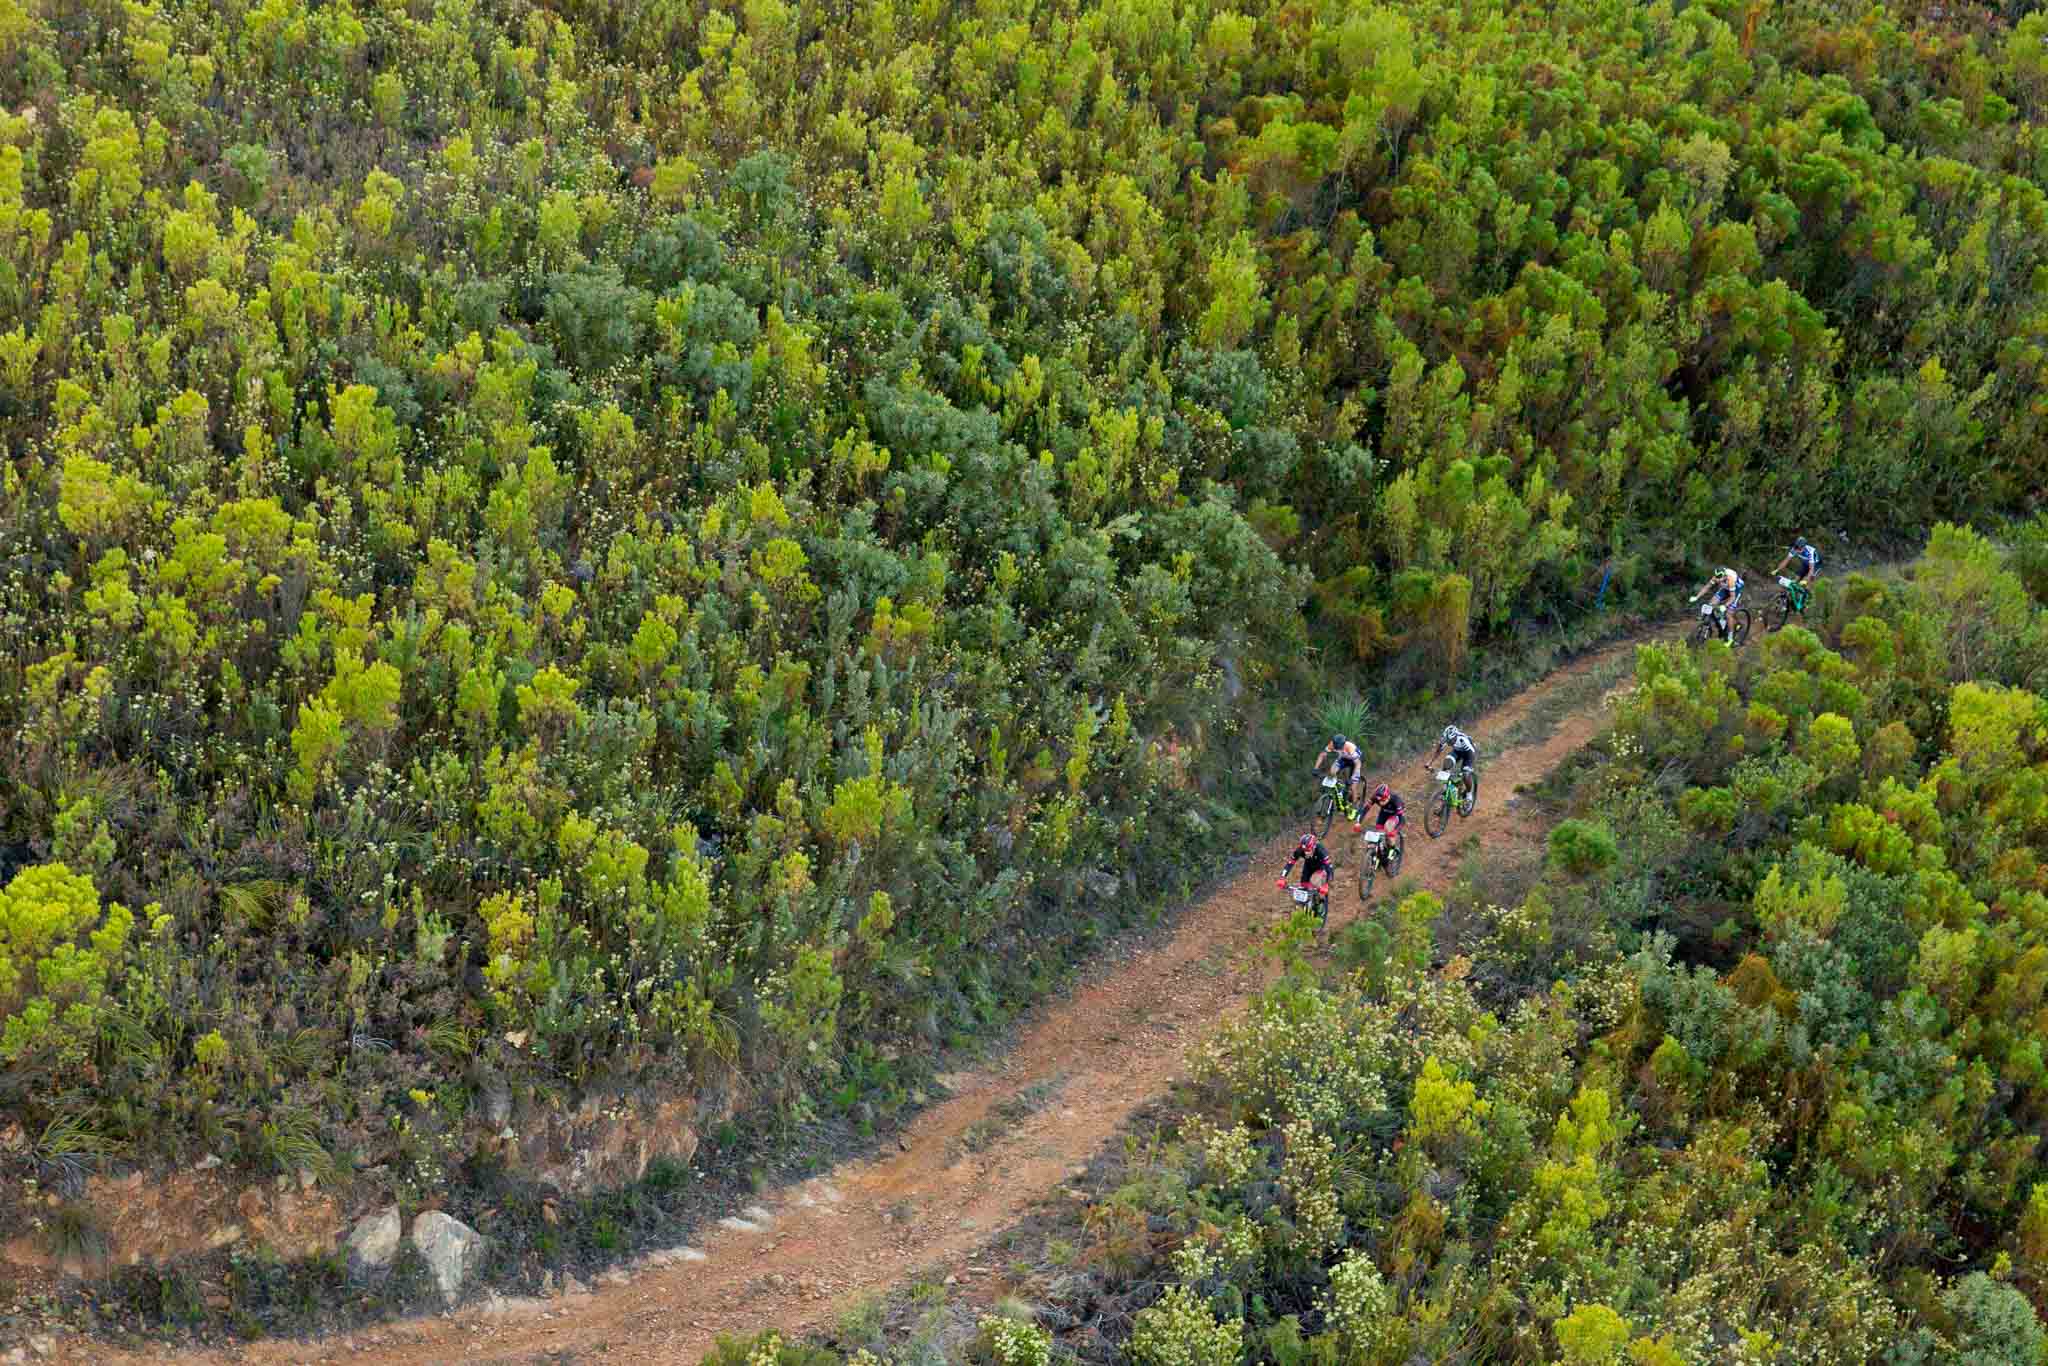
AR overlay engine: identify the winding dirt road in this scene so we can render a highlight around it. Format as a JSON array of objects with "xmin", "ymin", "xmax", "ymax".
[{"xmin": 82, "ymin": 636, "xmax": 1641, "ymax": 1366}]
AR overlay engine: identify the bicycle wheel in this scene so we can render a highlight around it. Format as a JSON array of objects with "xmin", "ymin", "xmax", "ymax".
[
  {"xmin": 1424, "ymin": 786, "xmax": 1450, "ymax": 839},
  {"xmin": 1459, "ymin": 769, "xmax": 1478, "ymax": 818},
  {"xmin": 1313, "ymin": 790, "xmax": 1336, "ymax": 840},
  {"xmin": 1357, "ymin": 847, "xmax": 1376, "ymax": 902},
  {"xmin": 1691, "ymin": 616, "xmax": 1714, "ymax": 645},
  {"xmin": 1766, "ymin": 594, "xmax": 1793, "ymax": 633},
  {"xmin": 1732, "ymin": 608, "xmax": 1753, "ymax": 647},
  {"xmin": 1387, "ymin": 834, "xmax": 1405, "ymax": 879}
]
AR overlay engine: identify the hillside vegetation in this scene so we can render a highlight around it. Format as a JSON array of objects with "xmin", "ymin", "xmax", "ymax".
[
  {"xmin": 0, "ymin": 0, "xmax": 2046, "ymax": 1243},
  {"xmin": 755, "ymin": 528, "xmax": 2048, "ymax": 1363}
]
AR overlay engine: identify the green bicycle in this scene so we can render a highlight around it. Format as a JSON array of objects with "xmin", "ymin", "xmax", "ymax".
[
  {"xmin": 1765, "ymin": 575, "xmax": 1812, "ymax": 633},
  {"xmin": 1422, "ymin": 762, "xmax": 1478, "ymax": 839}
]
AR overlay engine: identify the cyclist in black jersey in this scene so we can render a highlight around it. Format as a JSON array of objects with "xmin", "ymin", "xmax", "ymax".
[
  {"xmin": 1358, "ymin": 782, "xmax": 1405, "ymax": 838},
  {"xmin": 1278, "ymin": 832, "xmax": 1335, "ymax": 896}
]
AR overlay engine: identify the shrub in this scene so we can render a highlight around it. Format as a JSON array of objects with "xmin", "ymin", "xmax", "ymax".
[
  {"xmin": 0, "ymin": 864, "xmax": 137, "ymax": 1067},
  {"xmin": 975, "ymin": 1313, "xmax": 1054, "ymax": 1366},
  {"xmin": 1128, "ymin": 1285, "xmax": 1242, "ymax": 1366},
  {"xmin": 1547, "ymin": 820, "xmax": 1619, "ymax": 877}
]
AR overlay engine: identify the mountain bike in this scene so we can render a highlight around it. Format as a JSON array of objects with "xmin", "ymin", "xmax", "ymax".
[
  {"xmin": 1691, "ymin": 599, "xmax": 1751, "ymax": 648},
  {"xmin": 1282, "ymin": 878, "xmax": 1331, "ymax": 928},
  {"xmin": 1310, "ymin": 770, "xmax": 1359, "ymax": 840},
  {"xmin": 1357, "ymin": 825, "xmax": 1405, "ymax": 902},
  {"xmin": 1765, "ymin": 575, "xmax": 1812, "ymax": 633},
  {"xmin": 1422, "ymin": 762, "xmax": 1477, "ymax": 839}
]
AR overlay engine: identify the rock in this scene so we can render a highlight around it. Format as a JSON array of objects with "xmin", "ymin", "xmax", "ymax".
[
  {"xmin": 1085, "ymin": 870, "xmax": 1122, "ymax": 901},
  {"xmin": 204, "ymin": 1223, "xmax": 243, "ymax": 1250},
  {"xmin": 345, "ymin": 1206, "xmax": 402, "ymax": 1283},
  {"xmin": 27, "ymin": 1335, "xmax": 52, "ymax": 1357},
  {"xmin": 297, "ymin": 1167, "xmax": 317, "ymax": 1192},
  {"xmin": 410, "ymin": 1210, "xmax": 487, "ymax": 1307},
  {"xmin": 480, "ymin": 1077, "xmax": 512, "ymax": 1130},
  {"xmin": 194, "ymin": 1153, "xmax": 221, "ymax": 1171},
  {"xmin": 5, "ymin": 1344, "xmax": 25, "ymax": 1363}
]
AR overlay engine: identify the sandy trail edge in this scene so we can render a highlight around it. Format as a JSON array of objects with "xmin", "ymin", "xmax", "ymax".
[{"xmin": 83, "ymin": 634, "xmax": 1644, "ymax": 1366}]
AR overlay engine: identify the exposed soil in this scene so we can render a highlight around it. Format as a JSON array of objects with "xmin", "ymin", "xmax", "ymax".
[{"xmin": 72, "ymin": 637, "xmax": 1640, "ymax": 1366}]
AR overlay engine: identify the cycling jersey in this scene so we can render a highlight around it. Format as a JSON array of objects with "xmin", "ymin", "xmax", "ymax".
[
  {"xmin": 1284, "ymin": 839, "xmax": 1334, "ymax": 885},
  {"xmin": 1323, "ymin": 741, "xmax": 1361, "ymax": 775},
  {"xmin": 1368, "ymin": 792, "xmax": 1405, "ymax": 826},
  {"xmin": 1789, "ymin": 544, "xmax": 1819, "ymax": 574}
]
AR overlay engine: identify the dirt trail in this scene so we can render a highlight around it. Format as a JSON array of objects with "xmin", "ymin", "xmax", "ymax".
[{"xmin": 86, "ymin": 637, "xmax": 1641, "ymax": 1366}]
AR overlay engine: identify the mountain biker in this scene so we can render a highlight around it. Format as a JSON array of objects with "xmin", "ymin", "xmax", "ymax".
[
  {"xmin": 1278, "ymin": 831, "xmax": 1335, "ymax": 897},
  {"xmin": 1772, "ymin": 537, "xmax": 1821, "ymax": 603},
  {"xmin": 1690, "ymin": 567, "xmax": 1744, "ymax": 643},
  {"xmin": 1315, "ymin": 733, "xmax": 1364, "ymax": 814},
  {"xmin": 1356, "ymin": 782, "xmax": 1405, "ymax": 849},
  {"xmin": 1428, "ymin": 724, "xmax": 1478, "ymax": 794}
]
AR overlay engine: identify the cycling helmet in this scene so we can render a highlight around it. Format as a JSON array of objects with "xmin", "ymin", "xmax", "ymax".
[
  {"xmin": 1331, "ymin": 733, "xmax": 1347, "ymax": 749},
  {"xmin": 1441, "ymin": 724, "xmax": 1460, "ymax": 745},
  {"xmin": 1298, "ymin": 832, "xmax": 1316, "ymax": 850},
  {"xmin": 1793, "ymin": 536, "xmax": 1808, "ymax": 551},
  {"xmin": 1371, "ymin": 783, "xmax": 1391, "ymax": 805}
]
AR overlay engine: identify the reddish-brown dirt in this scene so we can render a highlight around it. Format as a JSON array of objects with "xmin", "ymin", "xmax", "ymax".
[{"xmin": 77, "ymin": 638, "xmax": 1640, "ymax": 1366}]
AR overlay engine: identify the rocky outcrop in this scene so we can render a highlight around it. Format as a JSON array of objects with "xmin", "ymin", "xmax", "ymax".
[
  {"xmin": 344, "ymin": 1206, "xmax": 401, "ymax": 1283},
  {"xmin": 410, "ymin": 1210, "xmax": 486, "ymax": 1307}
]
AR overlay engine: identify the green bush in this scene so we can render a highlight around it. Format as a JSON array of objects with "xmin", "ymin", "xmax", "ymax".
[{"xmin": 1547, "ymin": 820, "xmax": 1619, "ymax": 877}]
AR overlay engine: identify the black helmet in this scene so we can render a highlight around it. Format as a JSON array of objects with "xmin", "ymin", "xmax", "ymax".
[{"xmin": 1331, "ymin": 733, "xmax": 1347, "ymax": 748}]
